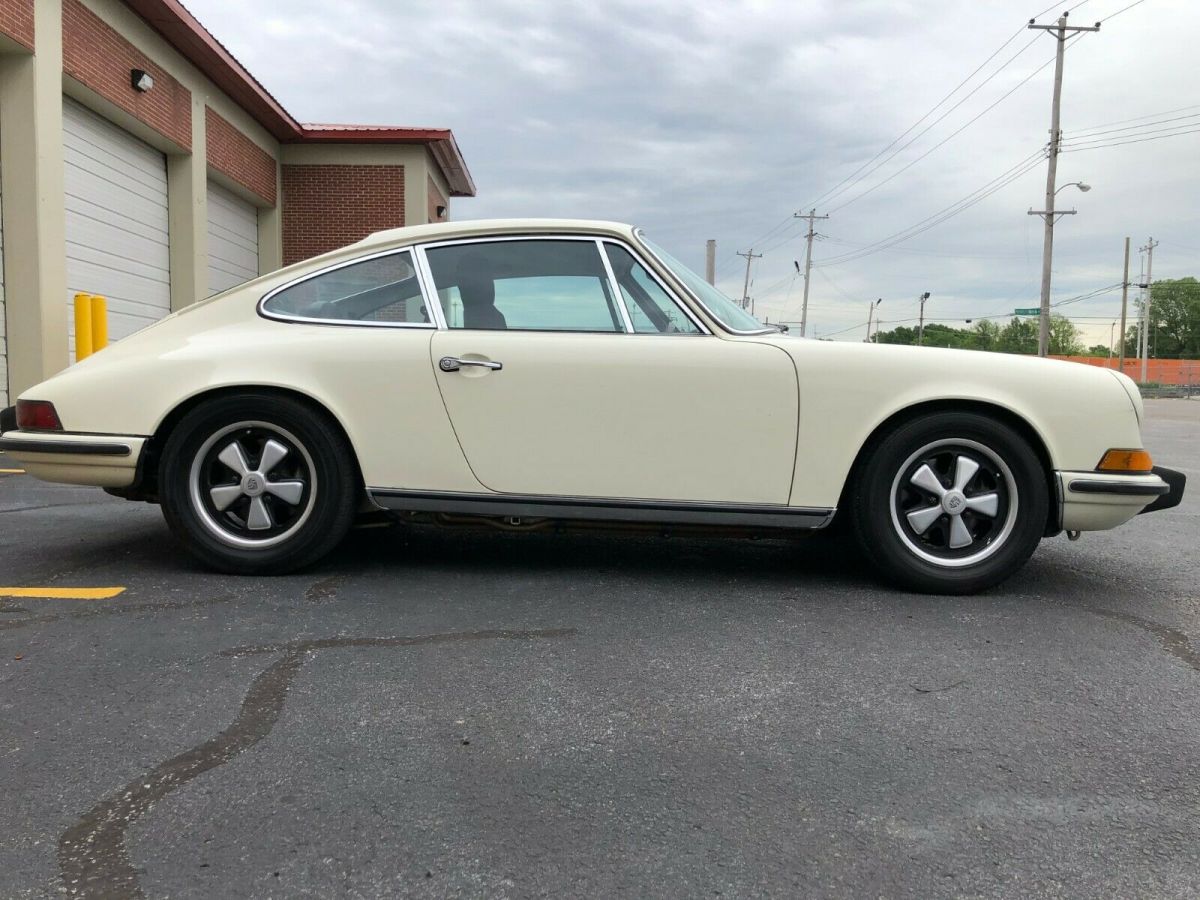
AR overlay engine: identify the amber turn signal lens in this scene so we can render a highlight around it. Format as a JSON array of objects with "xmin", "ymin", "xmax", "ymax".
[{"xmin": 1096, "ymin": 448, "xmax": 1153, "ymax": 473}]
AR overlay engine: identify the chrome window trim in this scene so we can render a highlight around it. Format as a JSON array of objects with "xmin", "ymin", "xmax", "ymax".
[
  {"xmin": 411, "ymin": 245, "xmax": 449, "ymax": 330},
  {"xmin": 596, "ymin": 239, "xmax": 635, "ymax": 333},
  {"xmin": 632, "ymin": 227, "xmax": 775, "ymax": 336},
  {"xmin": 599, "ymin": 239, "xmax": 709, "ymax": 335},
  {"xmin": 256, "ymin": 245, "xmax": 437, "ymax": 330}
]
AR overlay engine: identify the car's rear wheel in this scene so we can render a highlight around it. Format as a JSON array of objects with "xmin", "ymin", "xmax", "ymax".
[
  {"xmin": 849, "ymin": 411, "xmax": 1048, "ymax": 594},
  {"xmin": 159, "ymin": 394, "xmax": 357, "ymax": 574}
]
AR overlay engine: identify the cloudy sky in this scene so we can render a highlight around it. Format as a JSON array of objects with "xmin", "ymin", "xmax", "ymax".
[{"xmin": 187, "ymin": 0, "xmax": 1198, "ymax": 345}]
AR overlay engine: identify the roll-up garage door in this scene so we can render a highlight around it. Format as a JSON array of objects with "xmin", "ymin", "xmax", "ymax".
[
  {"xmin": 64, "ymin": 98, "xmax": 170, "ymax": 361},
  {"xmin": 206, "ymin": 180, "xmax": 259, "ymax": 294}
]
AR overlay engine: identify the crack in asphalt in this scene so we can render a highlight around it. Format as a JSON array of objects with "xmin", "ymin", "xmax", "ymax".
[
  {"xmin": 1081, "ymin": 605, "xmax": 1200, "ymax": 673},
  {"xmin": 0, "ymin": 596, "xmax": 234, "ymax": 632},
  {"xmin": 57, "ymin": 627, "xmax": 577, "ymax": 899}
]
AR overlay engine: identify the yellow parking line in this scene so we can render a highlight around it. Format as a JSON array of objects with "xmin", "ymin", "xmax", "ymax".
[
  {"xmin": 0, "ymin": 468, "xmax": 25, "ymax": 474},
  {"xmin": 0, "ymin": 587, "xmax": 126, "ymax": 600}
]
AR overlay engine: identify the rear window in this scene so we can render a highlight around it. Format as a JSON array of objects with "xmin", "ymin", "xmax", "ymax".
[{"xmin": 262, "ymin": 250, "xmax": 431, "ymax": 324}]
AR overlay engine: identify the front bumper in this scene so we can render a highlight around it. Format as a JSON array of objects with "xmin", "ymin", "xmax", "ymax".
[
  {"xmin": 1056, "ymin": 465, "xmax": 1185, "ymax": 531},
  {"xmin": 0, "ymin": 416, "xmax": 146, "ymax": 489}
]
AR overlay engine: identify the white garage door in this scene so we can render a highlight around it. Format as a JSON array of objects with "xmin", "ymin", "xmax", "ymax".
[
  {"xmin": 64, "ymin": 98, "xmax": 170, "ymax": 361},
  {"xmin": 206, "ymin": 180, "xmax": 259, "ymax": 294}
]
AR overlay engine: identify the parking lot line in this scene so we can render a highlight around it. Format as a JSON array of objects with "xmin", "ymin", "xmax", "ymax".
[
  {"xmin": 0, "ymin": 587, "xmax": 126, "ymax": 600},
  {"xmin": 0, "ymin": 469, "xmax": 26, "ymax": 474}
]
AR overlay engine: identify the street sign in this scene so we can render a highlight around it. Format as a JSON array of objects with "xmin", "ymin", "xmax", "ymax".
[{"xmin": 1014, "ymin": 308, "xmax": 1040, "ymax": 316}]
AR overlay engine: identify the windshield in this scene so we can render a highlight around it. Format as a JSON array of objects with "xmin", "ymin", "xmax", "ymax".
[{"xmin": 636, "ymin": 233, "xmax": 770, "ymax": 333}]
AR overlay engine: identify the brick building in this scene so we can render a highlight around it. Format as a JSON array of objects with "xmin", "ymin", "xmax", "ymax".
[{"xmin": 0, "ymin": 0, "xmax": 475, "ymax": 405}]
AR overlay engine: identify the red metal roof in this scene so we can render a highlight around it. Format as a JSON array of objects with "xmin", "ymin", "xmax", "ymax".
[{"xmin": 121, "ymin": 0, "xmax": 475, "ymax": 196}]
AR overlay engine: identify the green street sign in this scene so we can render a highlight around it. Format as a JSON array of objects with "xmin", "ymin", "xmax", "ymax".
[{"xmin": 1013, "ymin": 308, "xmax": 1040, "ymax": 316}]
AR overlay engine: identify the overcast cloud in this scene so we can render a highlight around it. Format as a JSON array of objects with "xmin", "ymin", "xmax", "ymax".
[{"xmin": 185, "ymin": 0, "xmax": 1199, "ymax": 345}]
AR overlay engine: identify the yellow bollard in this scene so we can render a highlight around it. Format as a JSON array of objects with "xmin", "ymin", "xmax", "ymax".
[
  {"xmin": 90, "ymin": 295, "xmax": 108, "ymax": 351},
  {"xmin": 74, "ymin": 294, "xmax": 93, "ymax": 361}
]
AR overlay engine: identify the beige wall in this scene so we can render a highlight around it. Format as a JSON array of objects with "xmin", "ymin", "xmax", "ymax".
[{"xmin": 0, "ymin": 0, "xmax": 68, "ymax": 398}]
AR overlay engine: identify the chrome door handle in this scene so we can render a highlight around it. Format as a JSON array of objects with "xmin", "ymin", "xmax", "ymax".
[{"xmin": 439, "ymin": 356, "xmax": 503, "ymax": 372}]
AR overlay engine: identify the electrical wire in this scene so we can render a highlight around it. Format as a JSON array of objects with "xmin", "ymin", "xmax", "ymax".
[
  {"xmin": 1068, "ymin": 107, "xmax": 1200, "ymax": 138},
  {"xmin": 828, "ymin": 32, "xmax": 1090, "ymax": 215},
  {"xmin": 1061, "ymin": 126, "xmax": 1200, "ymax": 152},
  {"xmin": 814, "ymin": 151, "xmax": 1046, "ymax": 267},
  {"xmin": 1099, "ymin": 0, "xmax": 1147, "ymax": 24}
]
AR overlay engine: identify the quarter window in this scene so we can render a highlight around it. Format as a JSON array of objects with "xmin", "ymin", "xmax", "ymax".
[
  {"xmin": 424, "ymin": 239, "xmax": 623, "ymax": 332},
  {"xmin": 263, "ymin": 250, "xmax": 430, "ymax": 324},
  {"xmin": 603, "ymin": 244, "xmax": 702, "ymax": 334}
]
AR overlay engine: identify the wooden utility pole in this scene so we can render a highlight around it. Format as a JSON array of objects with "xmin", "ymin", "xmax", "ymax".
[
  {"xmin": 1028, "ymin": 12, "xmax": 1101, "ymax": 357},
  {"xmin": 737, "ymin": 248, "xmax": 762, "ymax": 310},
  {"xmin": 1118, "ymin": 237, "xmax": 1130, "ymax": 371},
  {"xmin": 917, "ymin": 292, "xmax": 931, "ymax": 345},
  {"xmin": 794, "ymin": 209, "xmax": 829, "ymax": 337},
  {"xmin": 705, "ymin": 240, "xmax": 716, "ymax": 285}
]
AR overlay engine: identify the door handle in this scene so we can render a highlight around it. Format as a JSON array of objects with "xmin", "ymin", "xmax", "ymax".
[{"xmin": 439, "ymin": 356, "xmax": 503, "ymax": 372}]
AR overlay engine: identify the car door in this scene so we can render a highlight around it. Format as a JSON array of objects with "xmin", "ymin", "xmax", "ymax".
[{"xmin": 422, "ymin": 236, "xmax": 799, "ymax": 505}]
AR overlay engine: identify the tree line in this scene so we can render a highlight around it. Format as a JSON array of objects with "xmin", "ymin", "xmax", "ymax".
[{"xmin": 872, "ymin": 277, "xmax": 1200, "ymax": 358}]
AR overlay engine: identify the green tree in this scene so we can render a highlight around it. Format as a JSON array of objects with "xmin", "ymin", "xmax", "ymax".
[
  {"xmin": 1048, "ymin": 315, "xmax": 1083, "ymax": 356},
  {"xmin": 1120, "ymin": 277, "xmax": 1199, "ymax": 359},
  {"xmin": 997, "ymin": 317, "xmax": 1038, "ymax": 354}
]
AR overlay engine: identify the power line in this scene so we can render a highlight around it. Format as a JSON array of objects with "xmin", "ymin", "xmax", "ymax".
[
  {"xmin": 1068, "ymin": 108, "xmax": 1200, "ymax": 138},
  {"xmin": 1099, "ymin": 0, "xmax": 1147, "ymax": 24},
  {"xmin": 829, "ymin": 32, "xmax": 1091, "ymax": 216},
  {"xmin": 1061, "ymin": 126, "xmax": 1200, "ymax": 152},
  {"xmin": 814, "ymin": 150, "xmax": 1046, "ymax": 267}
]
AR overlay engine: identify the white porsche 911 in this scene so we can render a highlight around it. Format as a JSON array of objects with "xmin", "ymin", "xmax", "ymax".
[{"xmin": 0, "ymin": 220, "xmax": 1184, "ymax": 593}]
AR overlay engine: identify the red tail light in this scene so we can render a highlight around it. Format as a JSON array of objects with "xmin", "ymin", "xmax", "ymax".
[{"xmin": 16, "ymin": 400, "xmax": 63, "ymax": 431}]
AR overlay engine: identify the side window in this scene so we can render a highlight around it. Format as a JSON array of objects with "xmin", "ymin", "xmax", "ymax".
[
  {"xmin": 424, "ymin": 239, "xmax": 623, "ymax": 332},
  {"xmin": 603, "ymin": 244, "xmax": 702, "ymax": 334},
  {"xmin": 263, "ymin": 250, "xmax": 429, "ymax": 324}
]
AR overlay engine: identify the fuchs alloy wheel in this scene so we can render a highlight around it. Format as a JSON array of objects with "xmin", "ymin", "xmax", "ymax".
[
  {"xmin": 159, "ymin": 394, "xmax": 358, "ymax": 574},
  {"xmin": 850, "ymin": 412, "xmax": 1048, "ymax": 594}
]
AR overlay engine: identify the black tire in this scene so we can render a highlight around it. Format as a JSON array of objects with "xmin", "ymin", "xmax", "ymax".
[
  {"xmin": 849, "ymin": 411, "xmax": 1048, "ymax": 594},
  {"xmin": 159, "ymin": 393, "xmax": 358, "ymax": 574}
]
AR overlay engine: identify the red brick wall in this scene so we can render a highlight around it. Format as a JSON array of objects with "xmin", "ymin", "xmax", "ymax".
[
  {"xmin": 206, "ymin": 107, "xmax": 276, "ymax": 205},
  {"xmin": 281, "ymin": 164, "xmax": 405, "ymax": 265},
  {"xmin": 0, "ymin": 0, "xmax": 34, "ymax": 51},
  {"xmin": 62, "ymin": 0, "xmax": 190, "ymax": 150}
]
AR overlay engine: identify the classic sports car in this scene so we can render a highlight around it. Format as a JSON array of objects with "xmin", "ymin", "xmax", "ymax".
[{"xmin": 0, "ymin": 219, "xmax": 1185, "ymax": 593}]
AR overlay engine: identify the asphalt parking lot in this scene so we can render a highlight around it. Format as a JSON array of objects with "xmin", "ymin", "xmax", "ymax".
[{"xmin": 2, "ymin": 399, "xmax": 1197, "ymax": 899}]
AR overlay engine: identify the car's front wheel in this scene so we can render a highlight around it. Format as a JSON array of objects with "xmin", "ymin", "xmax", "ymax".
[
  {"xmin": 159, "ymin": 394, "xmax": 358, "ymax": 574},
  {"xmin": 849, "ymin": 411, "xmax": 1049, "ymax": 594}
]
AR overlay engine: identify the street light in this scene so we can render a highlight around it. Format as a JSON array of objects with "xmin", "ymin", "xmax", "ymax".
[{"xmin": 1030, "ymin": 178, "xmax": 1093, "ymax": 357}]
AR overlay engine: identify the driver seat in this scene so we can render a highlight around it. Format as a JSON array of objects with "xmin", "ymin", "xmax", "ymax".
[{"xmin": 456, "ymin": 257, "xmax": 507, "ymax": 330}]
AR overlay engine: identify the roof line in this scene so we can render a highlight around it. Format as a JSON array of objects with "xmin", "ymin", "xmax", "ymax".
[{"xmin": 122, "ymin": 0, "xmax": 475, "ymax": 195}]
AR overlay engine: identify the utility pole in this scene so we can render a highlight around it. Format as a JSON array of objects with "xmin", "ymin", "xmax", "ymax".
[
  {"xmin": 705, "ymin": 240, "xmax": 716, "ymax": 286},
  {"xmin": 1140, "ymin": 237, "xmax": 1158, "ymax": 384},
  {"xmin": 866, "ymin": 298, "xmax": 882, "ymax": 343},
  {"xmin": 917, "ymin": 292, "xmax": 932, "ymax": 345},
  {"xmin": 794, "ymin": 209, "xmax": 829, "ymax": 337},
  {"xmin": 736, "ymin": 248, "xmax": 762, "ymax": 310},
  {"xmin": 1118, "ymin": 237, "xmax": 1130, "ymax": 372},
  {"xmin": 1028, "ymin": 12, "xmax": 1101, "ymax": 357}
]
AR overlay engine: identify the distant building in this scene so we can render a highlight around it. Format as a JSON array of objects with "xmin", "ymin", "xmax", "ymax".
[{"xmin": 0, "ymin": 0, "xmax": 475, "ymax": 404}]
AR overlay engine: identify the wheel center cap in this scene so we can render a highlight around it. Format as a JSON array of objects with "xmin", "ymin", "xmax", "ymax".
[
  {"xmin": 242, "ymin": 474, "xmax": 264, "ymax": 497},
  {"xmin": 942, "ymin": 490, "xmax": 966, "ymax": 514}
]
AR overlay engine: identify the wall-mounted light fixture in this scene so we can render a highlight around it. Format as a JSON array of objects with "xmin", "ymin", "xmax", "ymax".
[
  {"xmin": 436, "ymin": 205, "xmax": 447, "ymax": 219},
  {"xmin": 130, "ymin": 69, "xmax": 154, "ymax": 92}
]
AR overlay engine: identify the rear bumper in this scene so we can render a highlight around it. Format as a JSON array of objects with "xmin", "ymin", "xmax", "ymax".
[
  {"xmin": 1056, "ymin": 466, "xmax": 1184, "ymax": 531},
  {"xmin": 0, "ymin": 425, "xmax": 146, "ymax": 488}
]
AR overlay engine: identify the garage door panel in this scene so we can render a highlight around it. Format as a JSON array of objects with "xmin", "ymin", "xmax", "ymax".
[
  {"xmin": 206, "ymin": 180, "xmax": 259, "ymax": 294},
  {"xmin": 64, "ymin": 98, "xmax": 170, "ymax": 361},
  {"xmin": 64, "ymin": 173, "xmax": 169, "ymax": 231}
]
